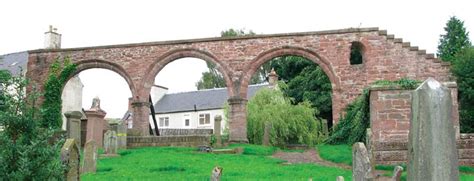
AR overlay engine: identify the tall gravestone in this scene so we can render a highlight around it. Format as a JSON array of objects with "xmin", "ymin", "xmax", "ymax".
[
  {"xmin": 61, "ymin": 139, "xmax": 80, "ymax": 181},
  {"xmin": 84, "ymin": 97, "xmax": 107, "ymax": 148},
  {"xmin": 117, "ymin": 122, "xmax": 127, "ymax": 149},
  {"xmin": 407, "ymin": 78, "xmax": 459, "ymax": 181},
  {"xmin": 214, "ymin": 115, "xmax": 223, "ymax": 148},
  {"xmin": 352, "ymin": 142, "xmax": 374, "ymax": 181},
  {"xmin": 64, "ymin": 111, "xmax": 82, "ymax": 150},
  {"xmin": 82, "ymin": 140, "xmax": 98, "ymax": 173},
  {"xmin": 104, "ymin": 130, "xmax": 118, "ymax": 155},
  {"xmin": 262, "ymin": 122, "xmax": 271, "ymax": 146}
]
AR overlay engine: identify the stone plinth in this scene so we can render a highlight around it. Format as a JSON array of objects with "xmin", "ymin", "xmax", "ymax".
[
  {"xmin": 64, "ymin": 111, "xmax": 82, "ymax": 149},
  {"xmin": 84, "ymin": 109, "xmax": 106, "ymax": 148},
  {"xmin": 228, "ymin": 98, "xmax": 248, "ymax": 143}
]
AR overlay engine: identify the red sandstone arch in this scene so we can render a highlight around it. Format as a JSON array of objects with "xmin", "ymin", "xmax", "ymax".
[
  {"xmin": 67, "ymin": 59, "xmax": 136, "ymax": 97},
  {"xmin": 241, "ymin": 46, "xmax": 340, "ymax": 96},
  {"xmin": 240, "ymin": 46, "xmax": 341, "ymax": 123},
  {"xmin": 141, "ymin": 48, "xmax": 234, "ymax": 99}
]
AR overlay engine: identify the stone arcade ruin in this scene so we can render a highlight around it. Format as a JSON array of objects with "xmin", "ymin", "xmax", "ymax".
[{"xmin": 18, "ymin": 27, "xmax": 472, "ymax": 165}]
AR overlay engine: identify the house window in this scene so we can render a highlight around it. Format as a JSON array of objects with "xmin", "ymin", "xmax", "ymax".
[
  {"xmin": 159, "ymin": 117, "xmax": 169, "ymax": 127},
  {"xmin": 350, "ymin": 41, "xmax": 364, "ymax": 65},
  {"xmin": 199, "ymin": 113, "xmax": 210, "ymax": 125},
  {"xmin": 184, "ymin": 114, "xmax": 190, "ymax": 127}
]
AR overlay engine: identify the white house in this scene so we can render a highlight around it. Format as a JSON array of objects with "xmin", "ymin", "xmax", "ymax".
[{"xmin": 150, "ymin": 84, "xmax": 269, "ymax": 134}]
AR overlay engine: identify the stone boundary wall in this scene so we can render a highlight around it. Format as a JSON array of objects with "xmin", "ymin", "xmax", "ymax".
[
  {"xmin": 127, "ymin": 135, "xmax": 210, "ymax": 148},
  {"xmin": 158, "ymin": 129, "xmax": 213, "ymax": 136},
  {"xmin": 369, "ymin": 85, "xmax": 474, "ymax": 166}
]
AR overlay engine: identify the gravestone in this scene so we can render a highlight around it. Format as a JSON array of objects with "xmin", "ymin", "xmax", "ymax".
[
  {"xmin": 407, "ymin": 78, "xmax": 459, "ymax": 181},
  {"xmin": 214, "ymin": 115, "xmax": 222, "ymax": 148},
  {"xmin": 61, "ymin": 139, "xmax": 80, "ymax": 181},
  {"xmin": 365, "ymin": 128, "xmax": 375, "ymax": 171},
  {"xmin": 210, "ymin": 166, "xmax": 223, "ymax": 181},
  {"xmin": 64, "ymin": 111, "xmax": 82, "ymax": 149},
  {"xmin": 262, "ymin": 122, "xmax": 271, "ymax": 146},
  {"xmin": 321, "ymin": 119, "xmax": 328, "ymax": 137},
  {"xmin": 117, "ymin": 123, "xmax": 127, "ymax": 149},
  {"xmin": 391, "ymin": 166, "xmax": 403, "ymax": 181},
  {"xmin": 104, "ymin": 130, "xmax": 118, "ymax": 155},
  {"xmin": 336, "ymin": 176, "xmax": 344, "ymax": 181},
  {"xmin": 352, "ymin": 142, "xmax": 374, "ymax": 181},
  {"xmin": 82, "ymin": 140, "xmax": 98, "ymax": 173}
]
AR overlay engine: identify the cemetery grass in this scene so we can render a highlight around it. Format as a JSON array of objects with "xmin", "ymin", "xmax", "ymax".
[{"xmin": 81, "ymin": 144, "xmax": 351, "ymax": 180}]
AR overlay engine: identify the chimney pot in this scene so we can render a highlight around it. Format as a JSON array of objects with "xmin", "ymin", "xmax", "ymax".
[{"xmin": 44, "ymin": 25, "xmax": 61, "ymax": 49}]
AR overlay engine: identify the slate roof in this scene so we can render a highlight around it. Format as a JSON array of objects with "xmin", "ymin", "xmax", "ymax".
[
  {"xmin": 0, "ymin": 52, "xmax": 29, "ymax": 76},
  {"xmin": 154, "ymin": 84, "xmax": 268, "ymax": 114}
]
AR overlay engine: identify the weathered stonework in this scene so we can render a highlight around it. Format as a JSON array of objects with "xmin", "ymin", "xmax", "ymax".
[{"xmin": 25, "ymin": 28, "xmax": 454, "ymax": 142}]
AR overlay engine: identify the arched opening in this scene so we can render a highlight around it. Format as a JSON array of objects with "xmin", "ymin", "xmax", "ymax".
[
  {"xmin": 242, "ymin": 48, "xmax": 337, "ymax": 146},
  {"xmin": 61, "ymin": 67, "xmax": 133, "ymax": 146},
  {"xmin": 144, "ymin": 50, "xmax": 231, "ymax": 137},
  {"xmin": 350, "ymin": 41, "xmax": 365, "ymax": 65}
]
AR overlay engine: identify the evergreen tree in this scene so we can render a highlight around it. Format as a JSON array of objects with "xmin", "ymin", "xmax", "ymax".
[
  {"xmin": 437, "ymin": 16, "xmax": 471, "ymax": 62},
  {"xmin": 451, "ymin": 47, "xmax": 474, "ymax": 133}
]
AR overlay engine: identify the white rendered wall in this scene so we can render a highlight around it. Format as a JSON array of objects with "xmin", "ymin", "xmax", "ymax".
[
  {"xmin": 149, "ymin": 109, "xmax": 227, "ymax": 134},
  {"xmin": 61, "ymin": 76, "xmax": 84, "ymax": 130}
]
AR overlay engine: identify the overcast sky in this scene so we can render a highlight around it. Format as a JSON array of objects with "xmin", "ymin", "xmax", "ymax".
[{"xmin": 1, "ymin": 0, "xmax": 473, "ymax": 118}]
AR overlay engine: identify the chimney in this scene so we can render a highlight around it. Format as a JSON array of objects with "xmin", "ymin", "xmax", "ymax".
[
  {"xmin": 268, "ymin": 68, "xmax": 279, "ymax": 87},
  {"xmin": 44, "ymin": 25, "xmax": 61, "ymax": 49}
]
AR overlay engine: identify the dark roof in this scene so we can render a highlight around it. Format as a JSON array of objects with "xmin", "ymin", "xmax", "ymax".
[
  {"xmin": 0, "ymin": 52, "xmax": 29, "ymax": 76},
  {"xmin": 154, "ymin": 84, "xmax": 268, "ymax": 114}
]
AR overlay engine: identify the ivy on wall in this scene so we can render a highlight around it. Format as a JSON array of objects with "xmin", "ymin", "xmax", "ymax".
[
  {"xmin": 326, "ymin": 78, "xmax": 419, "ymax": 145},
  {"xmin": 40, "ymin": 57, "xmax": 76, "ymax": 129}
]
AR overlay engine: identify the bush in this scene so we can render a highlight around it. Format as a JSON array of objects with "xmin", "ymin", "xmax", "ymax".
[
  {"xmin": 246, "ymin": 84, "xmax": 326, "ymax": 147},
  {"xmin": 452, "ymin": 47, "xmax": 474, "ymax": 133}
]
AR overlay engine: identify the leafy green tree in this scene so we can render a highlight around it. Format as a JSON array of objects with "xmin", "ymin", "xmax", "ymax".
[
  {"xmin": 270, "ymin": 56, "xmax": 332, "ymax": 122},
  {"xmin": 452, "ymin": 47, "xmax": 474, "ymax": 133},
  {"xmin": 437, "ymin": 16, "xmax": 471, "ymax": 62},
  {"xmin": 0, "ymin": 69, "xmax": 66, "ymax": 179},
  {"xmin": 246, "ymin": 84, "xmax": 326, "ymax": 147}
]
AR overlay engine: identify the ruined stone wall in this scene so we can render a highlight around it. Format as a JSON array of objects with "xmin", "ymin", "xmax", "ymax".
[
  {"xmin": 25, "ymin": 27, "xmax": 454, "ymax": 140},
  {"xmin": 369, "ymin": 86, "xmax": 473, "ymax": 166}
]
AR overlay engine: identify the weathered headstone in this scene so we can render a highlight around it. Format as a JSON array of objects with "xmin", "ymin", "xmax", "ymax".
[
  {"xmin": 352, "ymin": 142, "xmax": 374, "ymax": 181},
  {"xmin": 104, "ymin": 130, "xmax": 118, "ymax": 155},
  {"xmin": 82, "ymin": 140, "xmax": 98, "ymax": 173},
  {"xmin": 321, "ymin": 119, "xmax": 329, "ymax": 137},
  {"xmin": 407, "ymin": 78, "xmax": 459, "ymax": 181},
  {"xmin": 214, "ymin": 115, "xmax": 222, "ymax": 148},
  {"xmin": 262, "ymin": 122, "xmax": 271, "ymax": 146},
  {"xmin": 61, "ymin": 139, "xmax": 80, "ymax": 181},
  {"xmin": 336, "ymin": 176, "xmax": 344, "ymax": 181},
  {"xmin": 84, "ymin": 97, "xmax": 107, "ymax": 148},
  {"xmin": 365, "ymin": 128, "xmax": 375, "ymax": 171},
  {"xmin": 391, "ymin": 166, "xmax": 403, "ymax": 181},
  {"xmin": 117, "ymin": 123, "xmax": 127, "ymax": 149},
  {"xmin": 64, "ymin": 111, "xmax": 82, "ymax": 149},
  {"xmin": 210, "ymin": 166, "xmax": 223, "ymax": 181}
]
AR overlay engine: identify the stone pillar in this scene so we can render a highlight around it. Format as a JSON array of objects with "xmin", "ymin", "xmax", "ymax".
[
  {"xmin": 84, "ymin": 97, "xmax": 107, "ymax": 148},
  {"xmin": 352, "ymin": 142, "xmax": 374, "ymax": 181},
  {"xmin": 131, "ymin": 101, "xmax": 151, "ymax": 136},
  {"xmin": 228, "ymin": 98, "xmax": 248, "ymax": 143},
  {"xmin": 61, "ymin": 139, "xmax": 80, "ymax": 181},
  {"xmin": 407, "ymin": 78, "xmax": 459, "ymax": 181},
  {"xmin": 64, "ymin": 111, "xmax": 82, "ymax": 149},
  {"xmin": 214, "ymin": 115, "xmax": 222, "ymax": 148}
]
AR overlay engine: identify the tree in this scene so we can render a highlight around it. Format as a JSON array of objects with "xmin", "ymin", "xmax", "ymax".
[
  {"xmin": 0, "ymin": 69, "xmax": 66, "ymax": 179},
  {"xmin": 451, "ymin": 47, "xmax": 474, "ymax": 133},
  {"xmin": 437, "ymin": 16, "xmax": 471, "ymax": 62},
  {"xmin": 246, "ymin": 85, "xmax": 325, "ymax": 147}
]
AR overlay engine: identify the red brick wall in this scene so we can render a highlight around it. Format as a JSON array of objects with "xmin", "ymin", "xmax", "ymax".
[
  {"xmin": 369, "ymin": 85, "xmax": 473, "ymax": 166},
  {"xmin": 25, "ymin": 28, "xmax": 454, "ymax": 141}
]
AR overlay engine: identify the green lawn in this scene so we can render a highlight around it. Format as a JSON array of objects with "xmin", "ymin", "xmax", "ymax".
[
  {"xmin": 82, "ymin": 144, "xmax": 474, "ymax": 181},
  {"xmin": 81, "ymin": 145, "xmax": 351, "ymax": 180}
]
